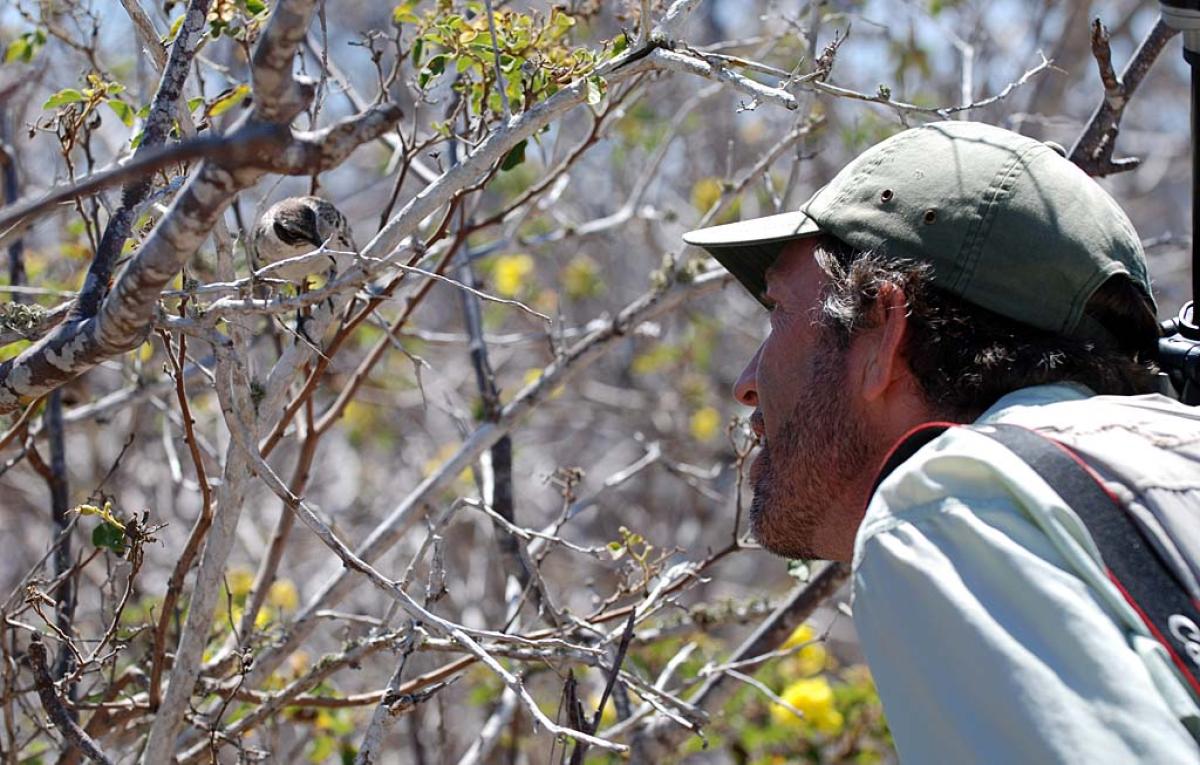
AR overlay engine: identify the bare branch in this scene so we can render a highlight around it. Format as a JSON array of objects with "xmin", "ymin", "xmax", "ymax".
[
  {"xmin": 649, "ymin": 44, "xmax": 1053, "ymax": 119},
  {"xmin": 0, "ymin": 127, "xmax": 280, "ymax": 236},
  {"xmin": 0, "ymin": 301, "xmax": 72, "ymax": 346},
  {"xmin": 189, "ymin": 366, "xmax": 630, "ymax": 756},
  {"xmin": 74, "ymin": 0, "xmax": 214, "ymax": 320},
  {"xmin": 118, "ymin": 0, "xmax": 167, "ymax": 70},
  {"xmin": 653, "ymin": 0, "xmax": 706, "ymax": 42},
  {"xmin": 239, "ymin": 268, "xmax": 730, "ymax": 689},
  {"xmin": 0, "ymin": 92, "xmax": 396, "ymax": 411},
  {"xmin": 481, "ymin": 0, "xmax": 511, "ymax": 121},
  {"xmin": 391, "ymin": 262, "xmax": 550, "ymax": 323},
  {"xmin": 28, "ymin": 636, "xmax": 114, "ymax": 765},
  {"xmin": 251, "ymin": 0, "xmax": 321, "ymax": 121},
  {"xmin": 650, "ymin": 47, "xmax": 800, "ymax": 110},
  {"xmin": 721, "ymin": 668, "xmax": 807, "ymax": 721},
  {"xmin": 632, "ymin": 562, "xmax": 850, "ymax": 756},
  {"xmin": 456, "ymin": 688, "xmax": 518, "ymax": 765},
  {"xmin": 1069, "ymin": 16, "xmax": 1177, "ymax": 176},
  {"xmin": 269, "ymin": 102, "xmax": 405, "ymax": 174}
]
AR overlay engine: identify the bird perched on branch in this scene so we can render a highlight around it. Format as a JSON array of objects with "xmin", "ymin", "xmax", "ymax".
[
  {"xmin": 250, "ymin": 196, "xmax": 357, "ymax": 285},
  {"xmin": 250, "ymin": 196, "xmax": 357, "ymax": 345}
]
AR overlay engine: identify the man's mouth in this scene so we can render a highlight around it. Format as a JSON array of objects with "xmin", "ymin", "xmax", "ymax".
[{"xmin": 750, "ymin": 410, "xmax": 765, "ymax": 440}]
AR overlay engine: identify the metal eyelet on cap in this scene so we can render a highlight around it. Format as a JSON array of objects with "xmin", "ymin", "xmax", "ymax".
[
  {"xmin": 923, "ymin": 208, "xmax": 937, "ymax": 224},
  {"xmin": 880, "ymin": 189, "xmax": 894, "ymax": 203}
]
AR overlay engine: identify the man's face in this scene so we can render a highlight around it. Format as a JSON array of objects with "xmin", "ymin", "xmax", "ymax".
[{"xmin": 732, "ymin": 238, "xmax": 874, "ymax": 561}]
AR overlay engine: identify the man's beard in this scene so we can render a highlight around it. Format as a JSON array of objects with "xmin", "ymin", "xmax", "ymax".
[{"xmin": 748, "ymin": 335, "xmax": 875, "ymax": 561}]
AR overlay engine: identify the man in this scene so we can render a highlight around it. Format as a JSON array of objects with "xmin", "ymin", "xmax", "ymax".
[{"xmin": 684, "ymin": 121, "xmax": 1200, "ymax": 762}]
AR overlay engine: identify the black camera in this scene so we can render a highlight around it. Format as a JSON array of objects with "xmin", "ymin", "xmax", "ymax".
[{"xmin": 1159, "ymin": 303, "xmax": 1200, "ymax": 404}]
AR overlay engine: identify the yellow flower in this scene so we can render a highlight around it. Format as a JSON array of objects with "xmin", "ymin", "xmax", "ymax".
[
  {"xmin": 591, "ymin": 693, "xmax": 618, "ymax": 729},
  {"xmin": 780, "ymin": 623, "xmax": 828, "ymax": 677},
  {"xmin": 772, "ymin": 677, "xmax": 844, "ymax": 734},
  {"xmin": 227, "ymin": 605, "xmax": 270, "ymax": 631},
  {"xmin": 782, "ymin": 623, "xmax": 815, "ymax": 650},
  {"xmin": 493, "ymin": 254, "xmax": 534, "ymax": 297},
  {"xmin": 562, "ymin": 254, "xmax": 604, "ymax": 299},
  {"xmin": 226, "ymin": 566, "xmax": 255, "ymax": 599},
  {"xmin": 267, "ymin": 579, "xmax": 299, "ymax": 612},
  {"xmin": 340, "ymin": 399, "xmax": 382, "ymax": 446},
  {"xmin": 689, "ymin": 406, "xmax": 721, "ymax": 442},
  {"xmin": 691, "ymin": 177, "xmax": 722, "ymax": 214},
  {"xmin": 590, "ymin": 688, "xmax": 640, "ymax": 730}
]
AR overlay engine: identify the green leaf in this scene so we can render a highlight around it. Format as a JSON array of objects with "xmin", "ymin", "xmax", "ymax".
[
  {"xmin": 244, "ymin": 0, "xmax": 267, "ymax": 14},
  {"xmin": 3, "ymin": 39, "xmax": 29, "ymax": 64},
  {"xmin": 92, "ymin": 522, "xmax": 126, "ymax": 555},
  {"xmin": 611, "ymin": 32, "xmax": 628, "ymax": 57},
  {"xmin": 585, "ymin": 76, "xmax": 605, "ymax": 106},
  {"xmin": 308, "ymin": 735, "xmax": 335, "ymax": 763},
  {"xmin": 4, "ymin": 30, "xmax": 46, "ymax": 63},
  {"xmin": 43, "ymin": 89, "xmax": 85, "ymax": 109},
  {"xmin": 208, "ymin": 84, "xmax": 250, "ymax": 117},
  {"xmin": 418, "ymin": 54, "xmax": 446, "ymax": 88},
  {"xmin": 187, "ymin": 96, "xmax": 204, "ymax": 112},
  {"xmin": 163, "ymin": 14, "xmax": 186, "ymax": 45},
  {"xmin": 411, "ymin": 37, "xmax": 424, "ymax": 66},
  {"xmin": 607, "ymin": 541, "xmax": 626, "ymax": 560},
  {"xmin": 107, "ymin": 100, "xmax": 135, "ymax": 127},
  {"xmin": 392, "ymin": 2, "xmax": 419, "ymax": 24},
  {"xmin": 549, "ymin": 8, "xmax": 576, "ymax": 38},
  {"xmin": 500, "ymin": 139, "xmax": 527, "ymax": 171}
]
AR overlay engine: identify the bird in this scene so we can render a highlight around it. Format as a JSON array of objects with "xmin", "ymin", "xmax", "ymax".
[
  {"xmin": 249, "ymin": 196, "xmax": 357, "ymax": 345},
  {"xmin": 249, "ymin": 196, "xmax": 357, "ymax": 285}
]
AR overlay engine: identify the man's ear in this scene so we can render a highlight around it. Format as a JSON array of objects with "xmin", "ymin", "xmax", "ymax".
[{"xmin": 855, "ymin": 284, "xmax": 910, "ymax": 402}]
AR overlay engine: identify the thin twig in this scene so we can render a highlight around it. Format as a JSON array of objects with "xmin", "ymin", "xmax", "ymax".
[
  {"xmin": 0, "ymin": 127, "xmax": 281, "ymax": 237},
  {"xmin": 239, "ymin": 268, "xmax": 730, "ymax": 688},
  {"xmin": 1069, "ymin": 17, "xmax": 1177, "ymax": 176},
  {"xmin": 73, "ymin": 0, "xmax": 213, "ymax": 320},
  {"xmin": 481, "ymin": 0, "xmax": 511, "ymax": 120},
  {"xmin": 632, "ymin": 562, "xmax": 850, "ymax": 756},
  {"xmin": 27, "ymin": 636, "xmax": 114, "ymax": 765},
  {"xmin": 147, "ymin": 325, "xmax": 213, "ymax": 710},
  {"xmin": 44, "ymin": 392, "xmax": 72, "ymax": 694},
  {"xmin": 391, "ymin": 262, "xmax": 551, "ymax": 323}
]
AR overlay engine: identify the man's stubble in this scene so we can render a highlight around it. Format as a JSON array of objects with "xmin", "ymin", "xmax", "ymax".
[{"xmin": 748, "ymin": 331, "xmax": 875, "ymax": 560}]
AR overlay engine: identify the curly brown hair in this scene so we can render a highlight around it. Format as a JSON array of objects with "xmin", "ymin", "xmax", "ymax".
[{"xmin": 810, "ymin": 235, "xmax": 1162, "ymax": 420}]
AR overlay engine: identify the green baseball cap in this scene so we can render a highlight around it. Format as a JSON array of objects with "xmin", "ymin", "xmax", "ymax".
[{"xmin": 683, "ymin": 121, "xmax": 1155, "ymax": 335}]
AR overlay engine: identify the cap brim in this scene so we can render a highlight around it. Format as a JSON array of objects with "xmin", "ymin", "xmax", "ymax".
[{"xmin": 683, "ymin": 211, "xmax": 822, "ymax": 308}]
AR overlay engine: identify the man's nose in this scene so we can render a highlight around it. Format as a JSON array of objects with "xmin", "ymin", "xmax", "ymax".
[{"xmin": 733, "ymin": 345, "xmax": 762, "ymax": 407}]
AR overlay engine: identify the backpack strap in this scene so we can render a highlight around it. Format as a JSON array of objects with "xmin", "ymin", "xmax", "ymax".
[
  {"xmin": 970, "ymin": 423, "xmax": 1200, "ymax": 698},
  {"xmin": 871, "ymin": 422, "xmax": 1200, "ymax": 698}
]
